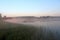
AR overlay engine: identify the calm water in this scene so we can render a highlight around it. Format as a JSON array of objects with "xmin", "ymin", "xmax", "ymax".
[
  {"xmin": 4, "ymin": 19, "xmax": 60, "ymax": 31},
  {"xmin": 4, "ymin": 19, "xmax": 60, "ymax": 39},
  {"xmin": 39, "ymin": 21, "xmax": 60, "ymax": 40}
]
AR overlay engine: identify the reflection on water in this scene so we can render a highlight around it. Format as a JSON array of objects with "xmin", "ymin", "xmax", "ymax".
[{"xmin": 40, "ymin": 21, "xmax": 60, "ymax": 40}]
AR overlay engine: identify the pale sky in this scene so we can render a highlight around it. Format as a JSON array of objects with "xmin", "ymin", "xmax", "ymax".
[{"xmin": 0, "ymin": 0, "xmax": 60, "ymax": 17}]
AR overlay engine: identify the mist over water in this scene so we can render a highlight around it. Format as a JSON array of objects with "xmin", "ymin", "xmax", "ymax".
[{"xmin": 4, "ymin": 18, "xmax": 60, "ymax": 40}]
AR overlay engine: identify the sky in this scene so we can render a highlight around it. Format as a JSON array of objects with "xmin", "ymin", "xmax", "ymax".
[{"xmin": 0, "ymin": 0, "xmax": 60, "ymax": 17}]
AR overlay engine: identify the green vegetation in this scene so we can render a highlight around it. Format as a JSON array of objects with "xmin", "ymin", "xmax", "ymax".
[{"xmin": 0, "ymin": 21, "xmax": 56, "ymax": 40}]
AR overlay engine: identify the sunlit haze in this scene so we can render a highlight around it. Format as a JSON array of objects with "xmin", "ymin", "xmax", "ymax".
[{"xmin": 0, "ymin": 0, "xmax": 60, "ymax": 17}]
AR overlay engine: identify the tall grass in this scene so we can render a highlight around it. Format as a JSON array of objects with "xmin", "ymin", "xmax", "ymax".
[{"xmin": 0, "ymin": 21, "xmax": 56, "ymax": 40}]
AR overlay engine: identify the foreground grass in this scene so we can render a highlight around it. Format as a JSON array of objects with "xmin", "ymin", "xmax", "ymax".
[{"xmin": 0, "ymin": 21, "xmax": 56, "ymax": 40}]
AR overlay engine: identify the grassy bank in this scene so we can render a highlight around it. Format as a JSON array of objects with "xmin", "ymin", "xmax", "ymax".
[{"xmin": 0, "ymin": 21, "xmax": 56, "ymax": 40}]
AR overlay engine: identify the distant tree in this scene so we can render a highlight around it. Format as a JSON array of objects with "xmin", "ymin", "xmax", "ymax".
[
  {"xmin": 0, "ymin": 13, "xmax": 2, "ymax": 20},
  {"xmin": 3, "ymin": 16, "xmax": 6, "ymax": 19}
]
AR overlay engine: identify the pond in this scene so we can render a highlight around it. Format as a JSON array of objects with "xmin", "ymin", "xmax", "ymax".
[{"xmin": 4, "ymin": 19, "xmax": 60, "ymax": 40}]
